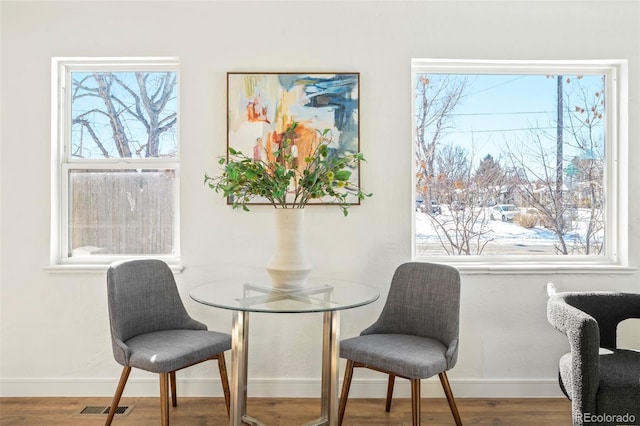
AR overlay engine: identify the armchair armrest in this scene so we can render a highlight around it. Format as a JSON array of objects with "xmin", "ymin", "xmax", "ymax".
[{"xmin": 547, "ymin": 294, "xmax": 600, "ymax": 417}]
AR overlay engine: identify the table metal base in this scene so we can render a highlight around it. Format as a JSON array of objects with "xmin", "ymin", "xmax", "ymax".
[{"xmin": 229, "ymin": 310, "xmax": 340, "ymax": 426}]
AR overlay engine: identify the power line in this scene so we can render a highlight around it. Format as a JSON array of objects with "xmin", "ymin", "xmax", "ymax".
[
  {"xmin": 423, "ymin": 124, "xmax": 603, "ymax": 135},
  {"xmin": 464, "ymin": 75, "xmax": 528, "ymax": 97},
  {"xmin": 450, "ymin": 111, "xmax": 553, "ymax": 116},
  {"xmin": 424, "ymin": 126, "xmax": 558, "ymax": 135}
]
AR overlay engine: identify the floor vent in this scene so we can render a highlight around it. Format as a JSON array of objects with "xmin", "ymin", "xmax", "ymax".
[{"xmin": 74, "ymin": 405, "xmax": 134, "ymax": 416}]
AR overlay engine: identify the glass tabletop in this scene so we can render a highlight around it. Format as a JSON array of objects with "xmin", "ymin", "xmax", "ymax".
[{"xmin": 190, "ymin": 278, "xmax": 379, "ymax": 313}]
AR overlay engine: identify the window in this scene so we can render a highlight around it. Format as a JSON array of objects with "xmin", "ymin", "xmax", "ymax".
[
  {"xmin": 51, "ymin": 58, "xmax": 180, "ymax": 266},
  {"xmin": 412, "ymin": 59, "xmax": 628, "ymax": 268}
]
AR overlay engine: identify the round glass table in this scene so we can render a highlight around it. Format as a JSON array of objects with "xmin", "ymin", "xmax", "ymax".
[{"xmin": 190, "ymin": 279, "xmax": 379, "ymax": 426}]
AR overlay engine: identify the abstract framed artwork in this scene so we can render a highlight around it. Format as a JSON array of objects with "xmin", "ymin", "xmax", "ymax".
[{"xmin": 227, "ymin": 72, "xmax": 360, "ymax": 205}]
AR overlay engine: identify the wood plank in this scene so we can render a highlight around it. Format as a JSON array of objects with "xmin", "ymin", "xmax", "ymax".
[{"xmin": 0, "ymin": 397, "xmax": 572, "ymax": 425}]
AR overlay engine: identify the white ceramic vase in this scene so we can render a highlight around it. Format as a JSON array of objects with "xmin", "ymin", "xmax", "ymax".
[{"xmin": 266, "ymin": 208, "xmax": 313, "ymax": 289}]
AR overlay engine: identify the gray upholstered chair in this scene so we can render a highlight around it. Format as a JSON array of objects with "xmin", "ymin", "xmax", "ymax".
[
  {"xmin": 105, "ymin": 259, "xmax": 232, "ymax": 426},
  {"xmin": 547, "ymin": 291, "xmax": 640, "ymax": 426},
  {"xmin": 338, "ymin": 262, "xmax": 463, "ymax": 426}
]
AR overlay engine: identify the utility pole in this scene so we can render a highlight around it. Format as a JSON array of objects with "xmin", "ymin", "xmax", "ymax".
[
  {"xmin": 556, "ymin": 75, "xmax": 564, "ymax": 203},
  {"xmin": 556, "ymin": 75, "xmax": 569, "ymax": 254}
]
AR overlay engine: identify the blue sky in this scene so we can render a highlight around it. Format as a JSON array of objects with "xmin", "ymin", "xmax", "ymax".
[{"xmin": 426, "ymin": 74, "xmax": 605, "ymax": 169}]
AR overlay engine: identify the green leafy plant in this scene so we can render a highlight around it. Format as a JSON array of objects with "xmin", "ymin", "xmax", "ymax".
[{"xmin": 204, "ymin": 122, "xmax": 371, "ymax": 216}]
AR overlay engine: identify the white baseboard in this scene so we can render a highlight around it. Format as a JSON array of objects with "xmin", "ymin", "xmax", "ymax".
[{"xmin": 0, "ymin": 377, "xmax": 565, "ymax": 398}]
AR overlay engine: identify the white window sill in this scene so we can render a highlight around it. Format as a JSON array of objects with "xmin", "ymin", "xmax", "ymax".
[
  {"xmin": 421, "ymin": 261, "xmax": 638, "ymax": 275},
  {"xmin": 45, "ymin": 262, "xmax": 184, "ymax": 274}
]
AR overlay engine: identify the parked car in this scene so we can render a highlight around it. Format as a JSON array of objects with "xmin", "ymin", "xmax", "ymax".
[
  {"xmin": 490, "ymin": 204, "xmax": 519, "ymax": 221},
  {"xmin": 451, "ymin": 201, "xmax": 466, "ymax": 211},
  {"xmin": 416, "ymin": 199, "xmax": 441, "ymax": 215},
  {"xmin": 429, "ymin": 200, "xmax": 442, "ymax": 215}
]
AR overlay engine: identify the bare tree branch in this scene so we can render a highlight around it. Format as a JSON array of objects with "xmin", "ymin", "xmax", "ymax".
[{"xmin": 72, "ymin": 118, "xmax": 110, "ymax": 158}]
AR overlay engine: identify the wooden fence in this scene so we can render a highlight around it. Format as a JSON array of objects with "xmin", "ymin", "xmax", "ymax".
[{"xmin": 70, "ymin": 170, "xmax": 175, "ymax": 255}]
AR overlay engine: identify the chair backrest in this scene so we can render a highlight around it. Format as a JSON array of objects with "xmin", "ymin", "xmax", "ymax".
[
  {"xmin": 557, "ymin": 292, "xmax": 640, "ymax": 349},
  {"xmin": 107, "ymin": 259, "xmax": 204, "ymax": 345},
  {"xmin": 362, "ymin": 262, "xmax": 461, "ymax": 349}
]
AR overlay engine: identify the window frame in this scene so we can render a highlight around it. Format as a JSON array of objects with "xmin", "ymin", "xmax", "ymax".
[
  {"xmin": 411, "ymin": 59, "xmax": 632, "ymax": 274},
  {"xmin": 50, "ymin": 57, "xmax": 181, "ymax": 270}
]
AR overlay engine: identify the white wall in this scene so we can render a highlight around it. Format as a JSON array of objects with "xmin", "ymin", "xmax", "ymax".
[{"xmin": 1, "ymin": 0, "xmax": 639, "ymax": 398}]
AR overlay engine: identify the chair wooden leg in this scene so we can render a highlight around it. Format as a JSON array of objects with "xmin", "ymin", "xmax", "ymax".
[
  {"xmin": 160, "ymin": 372, "xmax": 170, "ymax": 426},
  {"xmin": 170, "ymin": 371, "xmax": 177, "ymax": 407},
  {"xmin": 410, "ymin": 379, "xmax": 421, "ymax": 426},
  {"xmin": 217, "ymin": 353, "xmax": 231, "ymax": 417},
  {"xmin": 385, "ymin": 374, "xmax": 395, "ymax": 412},
  {"xmin": 338, "ymin": 359, "xmax": 355, "ymax": 426},
  {"xmin": 439, "ymin": 371, "xmax": 463, "ymax": 426},
  {"xmin": 105, "ymin": 366, "xmax": 131, "ymax": 426}
]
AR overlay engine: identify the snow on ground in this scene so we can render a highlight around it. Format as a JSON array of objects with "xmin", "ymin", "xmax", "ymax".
[{"xmin": 416, "ymin": 206, "xmax": 602, "ymax": 248}]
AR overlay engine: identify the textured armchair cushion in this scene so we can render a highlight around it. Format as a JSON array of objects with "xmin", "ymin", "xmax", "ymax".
[
  {"xmin": 596, "ymin": 348, "xmax": 640, "ymax": 422},
  {"xmin": 559, "ymin": 348, "xmax": 640, "ymax": 403},
  {"xmin": 340, "ymin": 334, "xmax": 448, "ymax": 379}
]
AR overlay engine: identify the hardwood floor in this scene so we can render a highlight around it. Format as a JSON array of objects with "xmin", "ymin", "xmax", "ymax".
[{"xmin": 0, "ymin": 397, "xmax": 571, "ymax": 425}]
